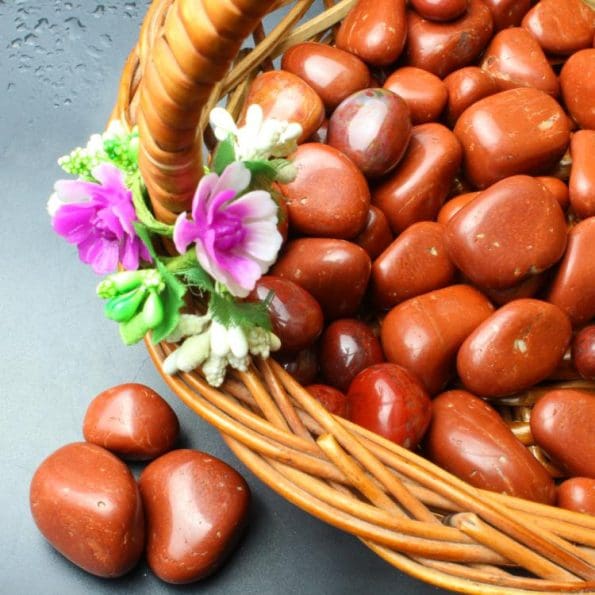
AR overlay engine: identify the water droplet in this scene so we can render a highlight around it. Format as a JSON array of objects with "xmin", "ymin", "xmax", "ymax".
[
  {"xmin": 7, "ymin": 82, "xmax": 15, "ymax": 91},
  {"xmin": 64, "ymin": 98, "xmax": 72, "ymax": 106},
  {"xmin": 24, "ymin": 33, "xmax": 38, "ymax": 45},
  {"xmin": 92, "ymin": 4, "xmax": 105, "ymax": 16},
  {"xmin": 10, "ymin": 38, "xmax": 22, "ymax": 48},
  {"xmin": 64, "ymin": 16, "xmax": 86, "ymax": 30},
  {"xmin": 34, "ymin": 17, "xmax": 49, "ymax": 30}
]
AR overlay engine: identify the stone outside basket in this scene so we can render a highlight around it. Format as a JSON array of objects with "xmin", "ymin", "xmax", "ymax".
[{"xmin": 110, "ymin": 1, "xmax": 595, "ymax": 592}]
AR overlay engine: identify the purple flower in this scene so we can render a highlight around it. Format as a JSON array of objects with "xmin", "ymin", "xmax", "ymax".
[
  {"xmin": 50, "ymin": 163, "xmax": 151, "ymax": 274},
  {"xmin": 173, "ymin": 162, "xmax": 283, "ymax": 298}
]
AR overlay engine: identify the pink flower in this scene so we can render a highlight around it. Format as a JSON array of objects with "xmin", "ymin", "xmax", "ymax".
[
  {"xmin": 173, "ymin": 162, "xmax": 283, "ymax": 297},
  {"xmin": 50, "ymin": 163, "xmax": 151, "ymax": 274}
]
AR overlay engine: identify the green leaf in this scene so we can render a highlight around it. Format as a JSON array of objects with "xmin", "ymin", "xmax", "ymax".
[
  {"xmin": 243, "ymin": 160, "xmax": 278, "ymax": 181},
  {"xmin": 131, "ymin": 178, "xmax": 174, "ymax": 238},
  {"xmin": 209, "ymin": 292, "xmax": 272, "ymax": 331},
  {"xmin": 150, "ymin": 260, "xmax": 187, "ymax": 344},
  {"xmin": 176, "ymin": 265, "xmax": 215, "ymax": 293},
  {"xmin": 211, "ymin": 136, "xmax": 236, "ymax": 175}
]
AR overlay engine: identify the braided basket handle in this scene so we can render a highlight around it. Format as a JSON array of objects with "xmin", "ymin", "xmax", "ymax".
[{"xmin": 135, "ymin": 0, "xmax": 279, "ymax": 216}]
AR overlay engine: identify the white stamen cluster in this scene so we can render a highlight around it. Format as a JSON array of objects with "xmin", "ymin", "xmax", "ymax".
[
  {"xmin": 209, "ymin": 104, "xmax": 302, "ymax": 163},
  {"xmin": 163, "ymin": 314, "xmax": 281, "ymax": 387}
]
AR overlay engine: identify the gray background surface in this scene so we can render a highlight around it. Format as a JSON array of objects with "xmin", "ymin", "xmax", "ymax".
[{"xmin": 0, "ymin": 2, "xmax": 445, "ymax": 593}]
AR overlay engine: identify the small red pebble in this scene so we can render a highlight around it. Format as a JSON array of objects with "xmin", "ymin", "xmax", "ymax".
[
  {"xmin": 83, "ymin": 383, "xmax": 179, "ymax": 461},
  {"xmin": 306, "ymin": 384, "xmax": 348, "ymax": 417}
]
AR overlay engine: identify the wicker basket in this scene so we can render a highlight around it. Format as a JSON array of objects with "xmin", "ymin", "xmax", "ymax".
[{"xmin": 111, "ymin": 1, "xmax": 595, "ymax": 592}]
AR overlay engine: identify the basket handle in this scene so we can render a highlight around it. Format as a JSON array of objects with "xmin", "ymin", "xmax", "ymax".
[{"xmin": 135, "ymin": 0, "xmax": 279, "ymax": 215}]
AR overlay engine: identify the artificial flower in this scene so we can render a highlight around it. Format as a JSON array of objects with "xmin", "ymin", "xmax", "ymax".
[
  {"xmin": 50, "ymin": 162, "xmax": 151, "ymax": 274},
  {"xmin": 173, "ymin": 161, "xmax": 283, "ymax": 298},
  {"xmin": 209, "ymin": 104, "xmax": 302, "ymax": 161},
  {"xmin": 163, "ymin": 313, "xmax": 281, "ymax": 385}
]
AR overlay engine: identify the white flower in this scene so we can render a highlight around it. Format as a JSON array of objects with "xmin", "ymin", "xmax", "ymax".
[
  {"xmin": 166, "ymin": 313, "xmax": 211, "ymax": 343},
  {"xmin": 163, "ymin": 331, "xmax": 211, "ymax": 375},
  {"xmin": 202, "ymin": 354, "xmax": 228, "ymax": 387},
  {"xmin": 209, "ymin": 104, "xmax": 302, "ymax": 161}
]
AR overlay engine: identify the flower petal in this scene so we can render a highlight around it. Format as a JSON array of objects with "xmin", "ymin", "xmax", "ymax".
[
  {"xmin": 192, "ymin": 172, "xmax": 219, "ymax": 223},
  {"xmin": 78, "ymin": 236, "xmax": 120, "ymax": 274},
  {"xmin": 54, "ymin": 179, "xmax": 94, "ymax": 203},
  {"xmin": 119, "ymin": 235, "xmax": 140, "ymax": 271},
  {"xmin": 52, "ymin": 203, "xmax": 96, "ymax": 244},
  {"xmin": 225, "ymin": 190, "xmax": 278, "ymax": 222},
  {"xmin": 173, "ymin": 213, "xmax": 200, "ymax": 254},
  {"xmin": 212, "ymin": 162, "xmax": 250, "ymax": 198},
  {"xmin": 244, "ymin": 104, "xmax": 264, "ymax": 137},
  {"xmin": 242, "ymin": 222, "xmax": 283, "ymax": 265},
  {"xmin": 91, "ymin": 162, "xmax": 126, "ymax": 190},
  {"xmin": 209, "ymin": 107, "xmax": 238, "ymax": 141}
]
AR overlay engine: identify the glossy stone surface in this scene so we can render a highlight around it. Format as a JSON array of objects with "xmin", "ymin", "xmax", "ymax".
[
  {"xmin": 457, "ymin": 299, "xmax": 572, "ymax": 398},
  {"xmin": 281, "ymin": 42, "xmax": 370, "ymax": 112},
  {"xmin": 536, "ymin": 176, "xmax": 569, "ymax": 211},
  {"xmin": 327, "ymin": 89, "xmax": 411, "ymax": 178},
  {"xmin": 406, "ymin": 0, "xmax": 493, "ymax": 77},
  {"xmin": 522, "ymin": 0, "xmax": 595, "ymax": 56},
  {"xmin": 275, "ymin": 347, "xmax": 319, "ymax": 386},
  {"xmin": 139, "ymin": 450, "xmax": 250, "ymax": 584},
  {"xmin": 569, "ymin": 130, "xmax": 595, "ymax": 219},
  {"xmin": 381, "ymin": 285, "xmax": 494, "ymax": 394},
  {"xmin": 445, "ymin": 175, "xmax": 567, "ymax": 289},
  {"xmin": 271, "ymin": 238, "xmax": 371, "ymax": 320},
  {"xmin": 83, "ymin": 383, "xmax": 179, "ymax": 461},
  {"xmin": 306, "ymin": 384, "xmax": 348, "ymax": 417},
  {"xmin": 437, "ymin": 192, "xmax": 479, "ymax": 226},
  {"xmin": 482, "ymin": 274, "xmax": 546, "ymax": 307},
  {"xmin": 244, "ymin": 71, "xmax": 324, "ymax": 142},
  {"xmin": 248, "ymin": 275, "xmax": 324, "ymax": 354},
  {"xmin": 573, "ymin": 325, "xmax": 595, "ymax": 380},
  {"xmin": 410, "ymin": 0, "xmax": 468, "ymax": 22},
  {"xmin": 481, "ymin": 28, "xmax": 559, "ymax": 96},
  {"xmin": 353, "ymin": 206, "xmax": 394, "ymax": 260},
  {"xmin": 531, "ymin": 390, "xmax": 595, "ymax": 478},
  {"xmin": 547, "ymin": 218, "xmax": 595, "ymax": 326},
  {"xmin": 347, "ymin": 363, "xmax": 431, "ymax": 449},
  {"xmin": 30, "ymin": 442, "xmax": 144, "ymax": 578},
  {"xmin": 373, "ymin": 123, "xmax": 462, "ymax": 233},
  {"xmin": 444, "ymin": 66, "xmax": 498, "ymax": 125},
  {"xmin": 372, "ymin": 221, "xmax": 455, "ymax": 309},
  {"xmin": 454, "ymin": 88, "xmax": 570, "ymax": 188},
  {"xmin": 425, "ymin": 391, "xmax": 555, "ymax": 503},
  {"xmin": 482, "ymin": 0, "xmax": 530, "ymax": 31},
  {"xmin": 557, "ymin": 478, "xmax": 595, "ymax": 515},
  {"xmin": 279, "ymin": 143, "xmax": 370, "ymax": 238},
  {"xmin": 560, "ymin": 49, "xmax": 595, "ymax": 130},
  {"xmin": 383, "ymin": 67, "xmax": 448, "ymax": 124},
  {"xmin": 319, "ymin": 319, "xmax": 385, "ymax": 392},
  {"xmin": 336, "ymin": 0, "xmax": 407, "ymax": 66}
]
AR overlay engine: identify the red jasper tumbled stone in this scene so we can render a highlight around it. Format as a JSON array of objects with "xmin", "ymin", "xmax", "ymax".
[
  {"xmin": 445, "ymin": 175, "xmax": 567, "ymax": 290},
  {"xmin": 279, "ymin": 143, "xmax": 370, "ymax": 239},
  {"xmin": 140, "ymin": 450, "xmax": 250, "ymax": 584},
  {"xmin": 347, "ymin": 363, "xmax": 431, "ymax": 449},
  {"xmin": 319, "ymin": 319, "xmax": 385, "ymax": 392},
  {"xmin": 83, "ymin": 383, "xmax": 179, "ymax": 461},
  {"xmin": 30, "ymin": 442, "xmax": 145, "ymax": 578},
  {"xmin": 281, "ymin": 42, "xmax": 371, "ymax": 112},
  {"xmin": 327, "ymin": 88, "xmax": 412, "ymax": 179},
  {"xmin": 249, "ymin": 276, "xmax": 324, "ymax": 354}
]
